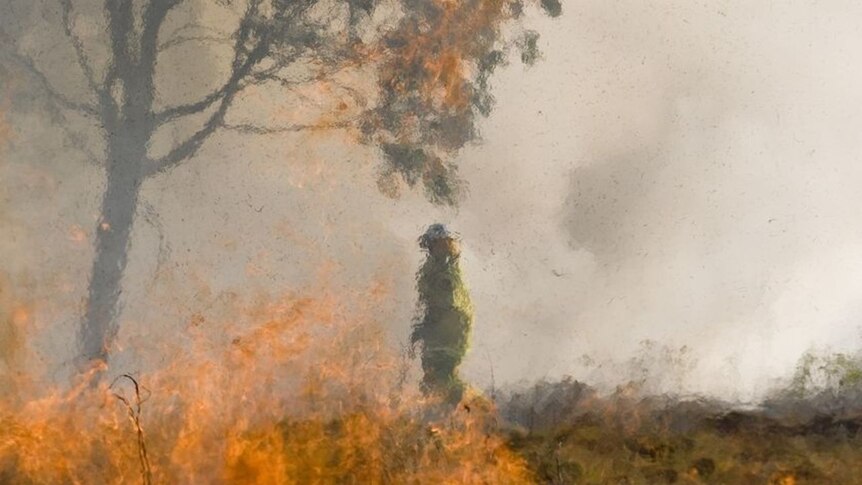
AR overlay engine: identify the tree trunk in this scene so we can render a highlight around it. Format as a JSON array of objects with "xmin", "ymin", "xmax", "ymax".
[{"xmin": 79, "ymin": 133, "xmax": 144, "ymax": 366}]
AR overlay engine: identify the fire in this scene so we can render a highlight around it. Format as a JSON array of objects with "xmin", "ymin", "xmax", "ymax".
[
  {"xmin": 0, "ymin": 278, "xmax": 534, "ymax": 483},
  {"xmin": 376, "ymin": 0, "xmax": 513, "ymax": 119},
  {"xmin": 770, "ymin": 471, "xmax": 798, "ymax": 485},
  {"xmin": 0, "ymin": 5, "xmax": 555, "ymax": 477}
]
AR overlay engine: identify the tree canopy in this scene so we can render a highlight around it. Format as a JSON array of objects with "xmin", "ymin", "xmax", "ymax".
[{"xmin": 0, "ymin": 0, "xmax": 560, "ymax": 368}]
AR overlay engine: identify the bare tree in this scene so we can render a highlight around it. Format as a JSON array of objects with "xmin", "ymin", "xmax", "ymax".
[{"xmin": 0, "ymin": 0, "xmax": 560, "ymax": 373}]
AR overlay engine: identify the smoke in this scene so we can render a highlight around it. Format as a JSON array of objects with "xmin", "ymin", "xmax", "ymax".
[
  {"xmin": 444, "ymin": 1, "xmax": 862, "ymax": 401},
  {"xmin": 4, "ymin": 0, "xmax": 862, "ymax": 402}
]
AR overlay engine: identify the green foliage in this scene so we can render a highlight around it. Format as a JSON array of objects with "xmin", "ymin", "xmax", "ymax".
[
  {"xmin": 789, "ymin": 350, "xmax": 862, "ymax": 397},
  {"xmin": 473, "ymin": 50, "xmax": 506, "ymax": 116},
  {"xmin": 378, "ymin": 144, "xmax": 463, "ymax": 206},
  {"xmin": 540, "ymin": 0, "xmax": 562, "ymax": 18},
  {"xmin": 410, "ymin": 225, "xmax": 474, "ymax": 404},
  {"xmin": 519, "ymin": 31, "xmax": 542, "ymax": 66},
  {"xmin": 363, "ymin": 0, "xmax": 560, "ymax": 206}
]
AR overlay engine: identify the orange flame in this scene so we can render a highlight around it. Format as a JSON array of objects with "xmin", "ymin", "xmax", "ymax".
[{"xmin": 0, "ymin": 278, "xmax": 534, "ymax": 483}]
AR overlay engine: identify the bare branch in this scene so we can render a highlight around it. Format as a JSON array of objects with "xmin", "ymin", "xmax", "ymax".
[
  {"xmin": 100, "ymin": 0, "xmax": 182, "ymax": 123},
  {"xmin": 99, "ymin": 0, "xmax": 136, "ymax": 131},
  {"xmin": 153, "ymin": 0, "xmax": 329, "ymax": 125},
  {"xmin": 146, "ymin": 47, "xmax": 267, "ymax": 176},
  {"xmin": 147, "ymin": 0, "xmax": 268, "ymax": 174},
  {"xmin": 165, "ymin": 21, "xmax": 226, "ymax": 39},
  {"xmin": 0, "ymin": 44, "xmax": 100, "ymax": 118},
  {"xmin": 110, "ymin": 374, "xmax": 153, "ymax": 485},
  {"xmin": 155, "ymin": 60, "xmax": 296, "ymax": 124},
  {"xmin": 154, "ymin": 85, "xmax": 231, "ymax": 123},
  {"xmin": 158, "ymin": 34, "xmax": 234, "ymax": 52},
  {"xmin": 158, "ymin": 20, "xmax": 235, "ymax": 53},
  {"xmin": 249, "ymin": 71, "xmax": 294, "ymax": 87},
  {"xmin": 222, "ymin": 118, "xmax": 354, "ymax": 135},
  {"xmin": 0, "ymin": 20, "xmax": 104, "ymax": 165},
  {"xmin": 12, "ymin": 53, "xmax": 99, "ymax": 116},
  {"xmin": 59, "ymin": 0, "xmax": 101, "ymax": 96},
  {"xmin": 148, "ymin": 0, "xmax": 333, "ymax": 176},
  {"xmin": 104, "ymin": 0, "xmax": 134, "ymax": 87},
  {"xmin": 153, "ymin": 0, "xmax": 266, "ymax": 124},
  {"xmin": 139, "ymin": 0, "xmax": 185, "ymax": 78}
]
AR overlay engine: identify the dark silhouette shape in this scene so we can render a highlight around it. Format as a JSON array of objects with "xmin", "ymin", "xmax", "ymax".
[{"xmin": 411, "ymin": 224, "xmax": 473, "ymax": 404}]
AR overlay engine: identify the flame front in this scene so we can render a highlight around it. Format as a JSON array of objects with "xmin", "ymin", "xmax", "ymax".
[{"xmin": 0, "ymin": 279, "xmax": 532, "ymax": 484}]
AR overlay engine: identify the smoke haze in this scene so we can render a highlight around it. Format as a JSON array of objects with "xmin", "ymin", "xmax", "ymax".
[{"xmin": 3, "ymin": 0, "xmax": 862, "ymax": 402}]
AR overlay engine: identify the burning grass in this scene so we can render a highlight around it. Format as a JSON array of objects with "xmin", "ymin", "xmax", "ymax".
[
  {"xmin": 0, "ymin": 283, "xmax": 531, "ymax": 484},
  {"xmin": 7, "ymin": 278, "xmax": 862, "ymax": 484}
]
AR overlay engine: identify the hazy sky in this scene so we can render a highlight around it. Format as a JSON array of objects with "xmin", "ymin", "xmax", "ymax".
[
  {"xmin": 3, "ymin": 0, "xmax": 862, "ymax": 402},
  {"xmin": 447, "ymin": 0, "xmax": 862, "ymax": 401}
]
